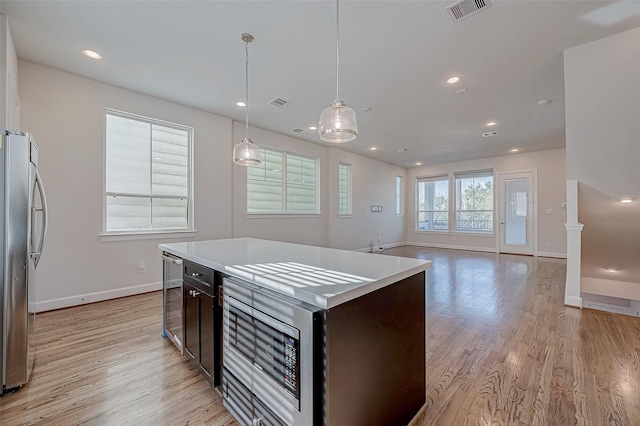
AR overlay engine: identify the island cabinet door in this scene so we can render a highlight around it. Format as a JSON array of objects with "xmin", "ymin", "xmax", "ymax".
[
  {"xmin": 199, "ymin": 292, "xmax": 214, "ymax": 380},
  {"xmin": 184, "ymin": 282, "xmax": 199, "ymax": 362},
  {"xmin": 183, "ymin": 281, "xmax": 215, "ymax": 386}
]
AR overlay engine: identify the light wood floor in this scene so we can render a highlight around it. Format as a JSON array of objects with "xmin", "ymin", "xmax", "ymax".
[{"xmin": 1, "ymin": 247, "xmax": 639, "ymax": 425}]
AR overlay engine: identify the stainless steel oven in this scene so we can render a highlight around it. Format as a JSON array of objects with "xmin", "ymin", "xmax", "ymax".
[
  {"xmin": 222, "ymin": 276, "xmax": 320, "ymax": 426},
  {"xmin": 162, "ymin": 252, "xmax": 183, "ymax": 353}
]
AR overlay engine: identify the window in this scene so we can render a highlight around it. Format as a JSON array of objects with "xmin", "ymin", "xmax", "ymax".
[
  {"xmin": 417, "ymin": 175, "xmax": 448, "ymax": 231},
  {"xmin": 454, "ymin": 170, "xmax": 493, "ymax": 233},
  {"xmin": 338, "ymin": 163, "xmax": 352, "ymax": 215},
  {"xmin": 395, "ymin": 176, "xmax": 404, "ymax": 216},
  {"xmin": 104, "ymin": 110, "xmax": 193, "ymax": 233},
  {"xmin": 247, "ymin": 147, "xmax": 319, "ymax": 214}
]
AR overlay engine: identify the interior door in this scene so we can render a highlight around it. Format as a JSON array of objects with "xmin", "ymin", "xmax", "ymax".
[{"xmin": 498, "ymin": 171, "xmax": 534, "ymax": 255}]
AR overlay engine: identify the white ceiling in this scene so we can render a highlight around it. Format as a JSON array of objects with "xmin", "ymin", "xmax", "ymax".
[{"xmin": 3, "ymin": 1, "xmax": 640, "ymax": 168}]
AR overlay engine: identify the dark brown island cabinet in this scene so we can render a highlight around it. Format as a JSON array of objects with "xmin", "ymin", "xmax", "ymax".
[
  {"xmin": 161, "ymin": 238, "xmax": 431, "ymax": 426},
  {"xmin": 181, "ymin": 260, "xmax": 222, "ymax": 387}
]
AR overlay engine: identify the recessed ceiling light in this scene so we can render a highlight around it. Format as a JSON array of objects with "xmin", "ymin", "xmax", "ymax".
[
  {"xmin": 362, "ymin": 107, "xmax": 373, "ymax": 112},
  {"xmin": 82, "ymin": 49, "xmax": 102, "ymax": 60},
  {"xmin": 416, "ymin": 162, "xmax": 422, "ymax": 166},
  {"xmin": 510, "ymin": 148, "xmax": 519, "ymax": 152},
  {"xmin": 370, "ymin": 147, "xmax": 377, "ymax": 151},
  {"xmin": 456, "ymin": 88, "xmax": 467, "ymax": 94},
  {"xmin": 446, "ymin": 76, "xmax": 460, "ymax": 84},
  {"xmin": 605, "ymin": 267, "xmax": 618, "ymax": 273},
  {"xmin": 486, "ymin": 121, "xmax": 497, "ymax": 127},
  {"xmin": 619, "ymin": 196, "xmax": 635, "ymax": 204},
  {"xmin": 537, "ymin": 99, "xmax": 551, "ymax": 107},
  {"xmin": 236, "ymin": 101, "xmax": 246, "ymax": 107},
  {"xmin": 309, "ymin": 126, "xmax": 317, "ymax": 130}
]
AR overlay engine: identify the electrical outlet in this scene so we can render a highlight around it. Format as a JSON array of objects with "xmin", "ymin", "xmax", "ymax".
[{"xmin": 137, "ymin": 261, "xmax": 146, "ymax": 274}]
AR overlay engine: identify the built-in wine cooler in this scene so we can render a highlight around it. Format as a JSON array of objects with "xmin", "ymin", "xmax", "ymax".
[{"xmin": 222, "ymin": 277, "xmax": 320, "ymax": 426}]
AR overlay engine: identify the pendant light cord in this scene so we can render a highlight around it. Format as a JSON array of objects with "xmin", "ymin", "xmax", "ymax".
[
  {"xmin": 335, "ymin": 0, "xmax": 340, "ymax": 101},
  {"xmin": 245, "ymin": 39, "xmax": 250, "ymax": 140}
]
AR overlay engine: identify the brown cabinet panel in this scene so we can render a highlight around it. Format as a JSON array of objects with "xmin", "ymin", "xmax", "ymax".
[
  {"xmin": 183, "ymin": 282, "xmax": 199, "ymax": 361},
  {"xmin": 182, "ymin": 267, "xmax": 217, "ymax": 387},
  {"xmin": 200, "ymin": 292, "xmax": 214, "ymax": 380}
]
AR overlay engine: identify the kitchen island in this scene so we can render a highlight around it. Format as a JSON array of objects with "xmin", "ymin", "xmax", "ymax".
[{"xmin": 160, "ymin": 238, "xmax": 431, "ymax": 426}]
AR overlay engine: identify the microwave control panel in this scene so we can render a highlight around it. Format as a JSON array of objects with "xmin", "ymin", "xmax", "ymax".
[{"xmin": 283, "ymin": 336, "xmax": 298, "ymax": 395}]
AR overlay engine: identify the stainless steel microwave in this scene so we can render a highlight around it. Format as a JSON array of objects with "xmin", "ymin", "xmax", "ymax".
[{"xmin": 222, "ymin": 277, "xmax": 320, "ymax": 426}]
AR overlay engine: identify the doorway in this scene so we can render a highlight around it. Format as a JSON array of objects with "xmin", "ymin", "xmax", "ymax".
[{"xmin": 498, "ymin": 171, "xmax": 535, "ymax": 255}]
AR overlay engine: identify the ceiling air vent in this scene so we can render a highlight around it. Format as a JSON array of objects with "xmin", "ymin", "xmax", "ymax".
[
  {"xmin": 270, "ymin": 97, "xmax": 291, "ymax": 107},
  {"xmin": 446, "ymin": 0, "xmax": 490, "ymax": 22},
  {"xmin": 292, "ymin": 128, "xmax": 304, "ymax": 133},
  {"xmin": 482, "ymin": 131, "xmax": 498, "ymax": 137}
]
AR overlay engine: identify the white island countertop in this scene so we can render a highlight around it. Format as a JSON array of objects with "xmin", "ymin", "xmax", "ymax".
[{"xmin": 159, "ymin": 238, "xmax": 431, "ymax": 309}]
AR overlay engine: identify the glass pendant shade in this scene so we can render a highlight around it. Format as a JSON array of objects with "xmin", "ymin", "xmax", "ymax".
[
  {"xmin": 233, "ymin": 138, "xmax": 261, "ymax": 166},
  {"xmin": 318, "ymin": 100, "xmax": 358, "ymax": 143}
]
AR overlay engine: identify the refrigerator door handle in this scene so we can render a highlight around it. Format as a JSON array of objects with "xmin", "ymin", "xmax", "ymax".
[{"xmin": 31, "ymin": 167, "xmax": 48, "ymax": 268}]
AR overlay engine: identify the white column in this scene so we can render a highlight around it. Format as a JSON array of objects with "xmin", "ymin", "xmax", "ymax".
[{"xmin": 564, "ymin": 180, "xmax": 582, "ymax": 307}]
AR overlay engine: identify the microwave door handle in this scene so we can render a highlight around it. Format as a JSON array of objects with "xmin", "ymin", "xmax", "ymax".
[
  {"xmin": 161, "ymin": 254, "xmax": 183, "ymax": 265},
  {"xmin": 31, "ymin": 167, "xmax": 48, "ymax": 268}
]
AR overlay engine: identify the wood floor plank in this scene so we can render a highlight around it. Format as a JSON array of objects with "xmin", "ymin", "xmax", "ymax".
[{"xmin": 1, "ymin": 246, "xmax": 639, "ymax": 425}]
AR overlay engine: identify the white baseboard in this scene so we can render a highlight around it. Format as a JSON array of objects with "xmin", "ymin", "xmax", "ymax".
[
  {"xmin": 354, "ymin": 242, "xmax": 406, "ymax": 253},
  {"xmin": 584, "ymin": 301, "xmax": 630, "ymax": 315},
  {"xmin": 36, "ymin": 281, "xmax": 163, "ymax": 313},
  {"xmin": 536, "ymin": 251, "xmax": 567, "ymax": 259},
  {"xmin": 405, "ymin": 241, "xmax": 498, "ymax": 253},
  {"xmin": 564, "ymin": 295, "xmax": 582, "ymax": 308}
]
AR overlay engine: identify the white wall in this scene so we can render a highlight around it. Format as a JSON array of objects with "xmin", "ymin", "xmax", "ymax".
[
  {"xmin": 4, "ymin": 16, "xmax": 18, "ymax": 131},
  {"xmin": 20, "ymin": 60, "xmax": 407, "ymax": 310},
  {"xmin": 231, "ymin": 123, "xmax": 329, "ymax": 247},
  {"xmin": 406, "ymin": 149, "xmax": 567, "ymax": 256},
  {"xmin": 564, "ymin": 26, "xmax": 640, "ymax": 301},
  {"xmin": 19, "ymin": 60, "xmax": 233, "ymax": 311},
  {"xmin": 0, "ymin": 12, "xmax": 8, "ymax": 130},
  {"xmin": 327, "ymin": 148, "xmax": 406, "ymax": 250},
  {"xmin": 230, "ymin": 122, "xmax": 407, "ymax": 251}
]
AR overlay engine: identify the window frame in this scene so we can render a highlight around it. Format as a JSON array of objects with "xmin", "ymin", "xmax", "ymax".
[
  {"xmin": 395, "ymin": 175, "xmax": 404, "ymax": 217},
  {"xmin": 453, "ymin": 169, "xmax": 494, "ymax": 234},
  {"xmin": 416, "ymin": 174, "xmax": 449, "ymax": 232},
  {"xmin": 246, "ymin": 145, "xmax": 320, "ymax": 216},
  {"xmin": 101, "ymin": 109, "xmax": 195, "ymax": 239},
  {"xmin": 338, "ymin": 162, "xmax": 353, "ymax": 216}
]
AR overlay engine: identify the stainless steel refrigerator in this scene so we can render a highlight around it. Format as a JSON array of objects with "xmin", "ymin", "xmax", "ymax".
[{"xmin": 1, "ymin": 131, "xmax": 48, "ymax": 394}]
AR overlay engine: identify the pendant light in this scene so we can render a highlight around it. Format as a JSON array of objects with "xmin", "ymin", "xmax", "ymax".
[
  {"xmin": 318, "ymin": 0, "xmax": 358, "ymax": 143},
  {"xmin": 233, "ymin": 33, "xmax": 261, "ymax": 166}
]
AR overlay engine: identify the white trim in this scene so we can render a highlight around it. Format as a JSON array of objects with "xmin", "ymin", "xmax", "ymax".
[
  {"xmin": 583, "ymin": 301, "xmax": 629, "ymax": 315},
  {"xmin": 338, "ymin": 162, "xmax": 353, "ymax": 215},
  {"xmin": 564, "ymin": 295, "xmax": 583, "ymax": 308},
  {"xmin": 100, "ymin": 230, "xmax": 196, "ymax": 242},
  {"xmin": 102, "ymin": 109, "xmax": 195, "ymax": 234},
  {"xmin": 406, "ymin": 241, "xmax": 498, "ymax": 253},
  {"xmin": 565, "ymin": 223, "xmax": 584, "ymax": 231},
  {"xmin": 536, "ymin": 251, "xmax": 567, "ymax": 259},
  {"xmin": 353, "ymin": 242, "xmax": 406, "ymax": 253},
  {"xmin": 496, "ymin": 169, "xmax": 537, "ymax": 255},
  {"xmin": 35, "ymin": 281, "xmax": 162, "ymax": 312},
  {"xmin": 245, "ymin": 213, "xmax": 322, "ymax": 219}
]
